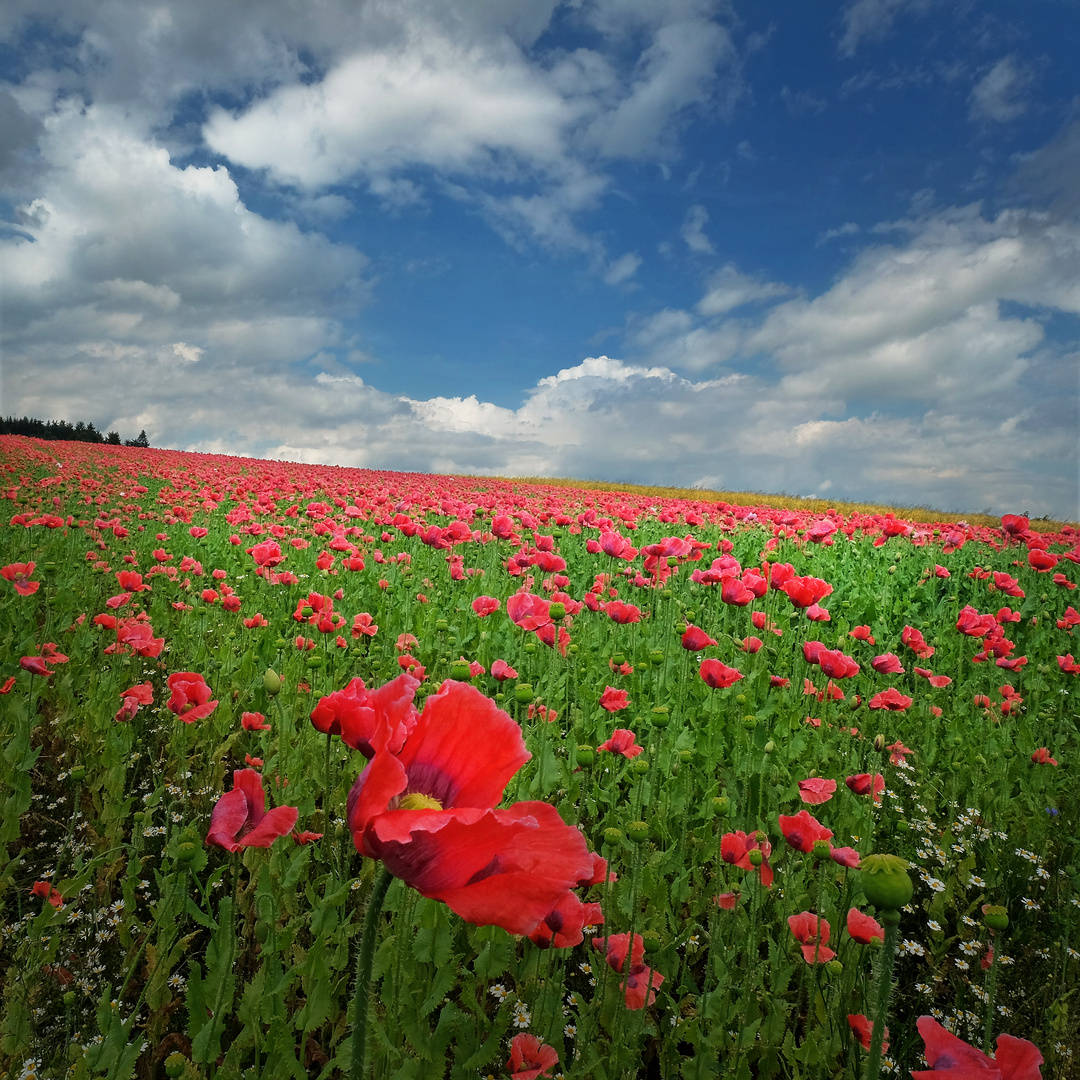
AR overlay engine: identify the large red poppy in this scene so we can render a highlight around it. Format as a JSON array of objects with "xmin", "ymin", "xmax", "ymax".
[
  {"xmin": 346, "ymin": 680, "xmax": 595, "ymax": 936},
  {"xmin": 699, "ymin": 659, "xmax": 743, "ymax": 689},
  {"xmin": 778, "ymin": 810, "xmax": 833, "ymax": 853},
  {"xmin": 911, "ymin": 1016, "xmax": 1043, "ymax": 1079},
  {"xmin": 166, "ymin": 672, "xmax": 218, "ymax": 722}
]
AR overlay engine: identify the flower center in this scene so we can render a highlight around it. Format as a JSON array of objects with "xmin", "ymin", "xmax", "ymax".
[{"xmin": 398, "ymin": 792, "xmax": 443, "ymax": 811}]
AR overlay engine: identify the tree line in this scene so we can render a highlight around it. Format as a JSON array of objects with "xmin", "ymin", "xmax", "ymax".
[{"xmin": 0, "ymin": 416, "xmax": 150, "ymax": 447}]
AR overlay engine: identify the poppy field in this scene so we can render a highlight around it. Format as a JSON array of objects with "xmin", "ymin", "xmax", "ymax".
[{"xmin": 1, "ymin": 434, "xmax": 1078, "ymax": 1080}]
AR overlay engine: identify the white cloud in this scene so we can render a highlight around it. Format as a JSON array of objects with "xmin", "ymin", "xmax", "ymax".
[
  {"xmin": 838, "ymin": 0, "xmax": 934, "ymax": 58},
  {"xmin": 604, "ymin": 251, "xmax": 642, "ymax": 284},
  {"xmin": 696, "ymin": 264, "xmax": 790, "ymax": 316},
  {"xmin": 969, "ymin": 56, "xmax": 1032, "ymax": 124},
  {"xmin": 680, "ymin": 204, "xmax": 714, "ymax": 253}
]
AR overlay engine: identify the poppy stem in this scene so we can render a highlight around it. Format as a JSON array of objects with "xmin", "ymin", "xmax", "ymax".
[
  {"xmin": 349, "ymin": 864, "xmax": 394, "ymax": 1080},
  {"xmin": 863, "ymin": 913, "xmax": 899, "ymax": 1080}
]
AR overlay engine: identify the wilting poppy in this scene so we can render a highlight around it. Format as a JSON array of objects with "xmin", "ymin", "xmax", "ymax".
[
  {"xmin": 346, "ymin": 680, "xmax": 596, "ymax": 937},
  {"xmin": 1031, "ymin": 748, "xmax": 1058, "ymax": 766},
  {"xmin": 720, "ymin": 830, "xmax": 774, "ymax": 887},
  {"xmin": 911, "ymin": 1015, "xmax": 1043, "ymax": 1080},
  {"xmin": 206, "ymin": 769, "xmax": 299, "ymax": 851},
  {"xmin": 867, "ymin": 688, "xmax": 913, "ymax": 711}
]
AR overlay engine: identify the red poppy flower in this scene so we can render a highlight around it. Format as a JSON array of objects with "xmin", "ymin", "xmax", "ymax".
[
  {"xmin": 527, "ymin": 896, "xmax": 604, "ymax": 949},
  {"xmin": 0, "ymin": 676, "xmax": 16, "ymax": 694},
  {"xmin": 20, "ymin": 655, "xmax": 52, "ymax": 677},
  {"xmin": 720, "ymin": 830, "xmax": 774, "ymax": 887},
  {"xmin": 242, "ymin": 711, "xmax": 271, "ymax": 731},
  {"xmin": 699, "ymin": 659, "xmax": 743, "ymax": 689},
  {"xmin": 681, "ymin": 624, "xmax": 717, "ymax": 651},
  {"xmin": 849, "ymin": 625, "xmax": 875, "ymax": 643},
  {"xmin": 166, "ymin": 672, "xmax": 218, "ymax": 722},
  {"xmin": 506, "ymin": 591, "xmax": 552, "ymax": 631},
  {"xmin": 739, "ymin": 636, "xmax": 763, "ymax": 653},
  {"xmin": 847, "ymin": 907, "xmax": 884, "ymax": 944},
  {"xmin": 471, "ymin": 595, "xmax": 500, "ymax": 616},
  {"xmin": 778, "ymin": 810, "xmax": 833, "ymax": 853},
  {"xmin": 346, "ymin": 680, "xmax": 595, "ymax": 936},
  {"xmin": 507, "ymin": 1033, "xmax": 559, "ymax": 1080},
  {"xmin": 847, "ymin": 1013, "xmax": 887, "ymax": 1052},
  {"xmin": 489, "ymin": 659, "xmax": 517, "ymax": 681},
  {"xmin": 600, "ymin": 686, "xmax": 630, "ymax": 712},
  {"xmin": 716, "ymin": 892, "xmax": 739, "ymax": 909},
  {"xmin": 845, "ymin": 773, "xmax": 885, "ymax": 802},
  {"xmin": 597, "ymin": 728, "xmax": 643, "ymax": 758},
  {"xmin": 911, "ymin": 1015, "xmax": 1043, "ymax": 1080},
  {"xmin": 351, "ymin": 613, "xmax": 378, "ymax": 638},
  {"xmin": 311, "ymin": 672, "xmax": 420, "ymax": 757},
  {"xmin": 805, "ymin": 603, "xmax": 831, "ymax": 621},
  {"xmin": 2, "ymin": 562, "xmax": 40, "ymax": 595},
  {"xmin": 830, "ymin": 845, "xmax": 861, "ymax": 867},
  {"xmin": 246, "ymin": 539, "xmax": 284, "ymax": 568},
  {"xmin": 787, "ymin": 912, "xmax": 835, "ymax": 963},
  {"xmin": 887, "ymin": 741, "xmax": 914, "ymax": 765},
  {"xmin": 605, "ymin": 600, "xmax": 642, "ymax": 624},
  {"xmin": 1031, "ymin": 748, "xmax": 1058, "ymax": 765},
  {"xmin": 901, "ymin": 625, "xmax": 935, "ymax": 658},
  {"xmin": 818, "ymin": 648, "xmax": 860, "ymax": 679},
  {"xmin": 867, "ymin": 688, "xmax": 913, "ymax": 711},
  {"xmin": 913, "ymin": 666, "xmax": 952, "ymax": 687},
  {"xmin": 781, "ymin": 575, "xmax": 833, "ymax": 609},
  {"xmin": 592, "ymin": 933, "xmax": 665, "ymax": 1009},
  {"xmin": 31, "ymin": 881, "xmax": 64, "ymax": 908},
  {"xmin": 798, "ymin": 778, "xmax": 836, "ymax": 805},
  {"xmin": 206, "ymin": 769, "xmax": 299, "ymax": 851}
]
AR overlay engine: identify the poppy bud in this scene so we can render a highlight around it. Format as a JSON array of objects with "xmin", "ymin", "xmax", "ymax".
[
  {"xmin": 858, "ymin": 853, "xmax": 913, "ymax": 912},
  {"xmin": 449, "ymin": 659, "xmax": 473, "ymax": 681},
  {"xmin": 763, "ymin": 740, "xmax": 775, "ymax": 754},
  {"xmin": 873, "ymin": 734, "xmax": 886, "ymax": 753},
  {"xmin": 576, "ymin": 746, "xmax": 595, "ymax": 767},
  {"xmin": 548, "ymin": 602, "xmax": 566, "ymax": 620},
  {"xmin": 263, "ymin": 668, "xmax": 282, "ymax": 696},
  {"xmin": 627, "ymin": 820, "xmax": 650, "ymax": 843},
  {"xmin": 982, "ymin": 905, "xmax": 1008, "ymax": 932}
]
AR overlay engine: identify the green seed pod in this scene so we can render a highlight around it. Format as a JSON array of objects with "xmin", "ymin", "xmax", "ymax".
[
  {"xmin": 603, "ymin": 827, "xmax": 624, "ymax": 845},
  {"xmin": 811, "ymin": 839, "xmax": 832, "ymax": 861},
  {"xmin": 514, "ymin": 683, "xmax": 534, "ymax": 705},
  {"xmin": 747, "ymin": 849, "xmax": 764, "ymax": 867},
  {"xmin": 548, "ymin": 602, "xmax": 566, "ymax": 620},
  {"xmin": 305, "ymin": 656, "xmax": 325, "ymax": 669},
  {"xmin": 630, "ymin": 758, "xmax": 650, "ymax": 775},
  {"xmin": 741, "ymin": 714, "xmax": 757, "ymax": 728},
  {"xmin": 435, "ymin": 619, "xmax": 449, "ymax": 632},
  {"xmin": 568, "ymin": 644, "xmax": 579, "ymax": 655},
  {"xmin": 164, "ymin": 1053, "xmax": 188, "ymax": 1078},
  {"xmin": 273, "ymin": 637, "xmax": 289, "ymax": 649},
  {"xmin": 263, "ymin": 668, "xmax": 282, "ymax": 696},
  {"xmin": 678, "ymin": 750, "xmax": 693, "ymax": 764},
  {"xmin": 858, "ymin": 853, "xmax": 914, "ymax": 911},
  {"xmin": 449, "ymin": 659, "xmax": 473, "ymax": 681},
  {"xmin": 896, "ymin": 819, "xmax": 910, "ymax": 832},
  {"xmin": 642, "ymin": 929, "xmax": 661, "ymax": 953},
  {"xmin": 826, "ymin": 959, "xmax": 843, "ymax": 976},
  {"xmin": 982, "ymin": 905, "xmax": 1009, "ymax": 932},
  {"xmin": 651, "ymin": 706, "xmax": 671, "ymax": 728},
  {"xmin": 649, "ymin": 649, "xmax": 665, "ymax": 666},
  {"xmin": 735, "ymin": 694, "xmax": 747, "ymax": 705},
  {"xmin": 611, "ymin": 653, "xmax": 626, "ymax": 667},
  {"xmin": 69, "ymin": 765, "xmax": 86, "ymax": 782},
  {"xmin": 63, "ymin": 990, "xmax": 77, "ymax": 1008},
  {"xmin": 576, "ymin": 746, "xmax": 596, "ymax": 767},
  {"xmin": 175, "ymin": 842, "xmax": 198, "ymax": 865},
  {"xmin": 524, "ymin": 641, "xmax": 537, "ymax": 654},
  {"xmin": 626, "ymin": 820, "xmax": 650, "ymax": 843},
  {"xmin": 712, "ymin": 796, "xmax": 730, "ymax": 816}
]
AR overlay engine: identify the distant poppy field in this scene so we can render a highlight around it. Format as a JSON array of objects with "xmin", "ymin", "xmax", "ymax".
[{"xmin": 1, "ymin": 434, "xmax": 1077, "ymax": 1080}]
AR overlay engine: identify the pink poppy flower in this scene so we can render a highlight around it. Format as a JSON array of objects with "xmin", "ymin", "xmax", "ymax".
[
  {"xmin": 845, "ymin": 773, "xmax": 885, "ymax": 802},
  {"xmin": 507, "ymin": 1033, "xmax": 559, "ymax": 1080},
  {"xmin": 867, "ymin": 688, "xmax": 913, "ymax": 711},
  {"xmin": 797, "ymin": 778, "xmax": 837, "ymax": 805},
  {"xmin": 600, "ymin": 686, "xmax": 630, "ymax": 712},
  {"xmin": 699, "ymin": 659, "xmax": 743, "ymax": 689},
  {"xmin": 911, "ymin": 1016, "xmax": 1042, "ymax": 1080},
  {"xmin": 788, "ymin": 912, "xmax": 835, "ymax": 963},
  {"xmin": 598, "ymin": 729, "xmax": 643, "ymax": 758},
  {"xmin": 846, "ymin": 907, "xmax": 884, "ymax": 944}
]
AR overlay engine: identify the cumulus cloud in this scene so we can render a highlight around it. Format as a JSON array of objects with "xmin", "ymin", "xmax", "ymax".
[{"xmin": 681, "ymin": 204, "xmax": 714, "ymax": 253}]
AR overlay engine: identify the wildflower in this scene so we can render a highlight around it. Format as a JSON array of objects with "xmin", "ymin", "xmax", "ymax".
[
  {"xmin": 206, "ymin": 770, "xmax": 299, "ymax": 852},
  {"xmin": 507, "ymin": 1033, "xmax": 558, "ymax": 1079},
  {"xmin": 491, "ymin": 659, "xmax": 519, "ymax": 681},
  {"xmin": 887, "ymin": 741, "xmax": 914, "ymax": 766},
  {"xmin": 592, "ymin": 933, "xmax": 664, "ymax": 1009},
  {"xmin": 798, "ymin": 777, "xmax": 837, "ymax": 805},
  {"xmin": 2, "ymin": 562, "xmax": 40, "ymax": 595},
  {"xmin": 471, "ymin": 595, "xmax": 500, "ymax": 616},
  {"xmin": 788, "ymin": 912, "xmax": 836, "ymax": 964},
  {"xmin": 599, "ymin": 686, "xmax": 630, "ymax": 713},
  {"xmin": 848, "ymin": 1013, "xmax": 887, "ymax": 1052},
  {"xmin": 165, "ymin": 672, "xmax": 218, "ymax": 722},
  {"xmin": 490, "ymin": 984, "xmax": 509, "ymax": 1002},
  {"xmin": 30, "ymin": 882, "xmax": 64, "ymax": 908},
  {"xmin": 597, "ymin": 729, "xmax": 643, "ymax": 759},
  {"xmin": 847, "ymin": 907, "xmax": 884, "ymax": 944},
  {"xmin": 721, "ymin": 830, "xmax": 774, "ymax": 887},
  {"xmin": 911, "ymin": 1015, "xmax": 1043, "ymax": 1079},
  {"xmin": 347, "ymin": 680, "xmax": 596, "ymax": 937},
  {"xmin": 513, "ymin": 1002, "xmax": 532, "ymax": 1029},
  {"xmin": 779, "ymin": 810, "xmax": 833, "ymax": 853},
  {"xmin": 681, "ymin": 624, "xmax": 717, "ymax": 651},
  {"xmin": 699, "ymin": 658, "xmax": 743, "ymax": 689},
  {"xmin": 1031, "ymin": 748, "xmax": 1058, "ymax": 766},
  {"xmin": 241, "ymin": 711, "xmax": 271, "ymax": 731},
  {"xmin": 846, "ymin": 773, "xmax": 885, "ymax": 803},
  {"xmin": 310, "ymin": 673, "xmax": 420, "ymax": 756}
]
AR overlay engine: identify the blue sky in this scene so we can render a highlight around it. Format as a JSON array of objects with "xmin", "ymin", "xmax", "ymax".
[{"xmin": 1, "ymin": 0, "xmax": 1078, "ymax": 518}]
